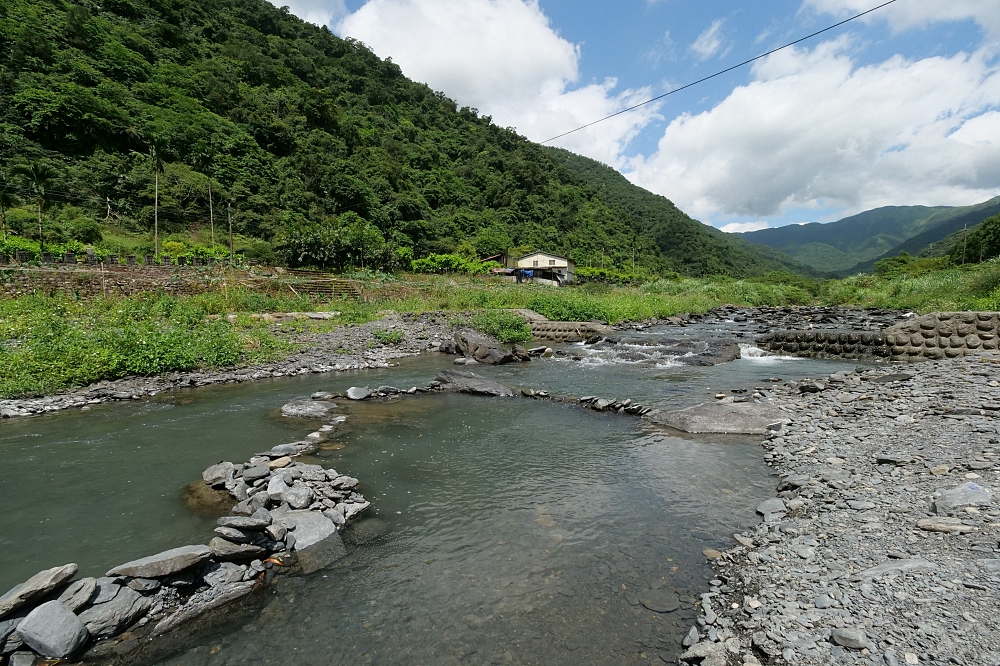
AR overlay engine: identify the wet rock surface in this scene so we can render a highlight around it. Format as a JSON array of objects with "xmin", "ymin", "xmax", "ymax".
[{"xmin": 679, "ymin": 352, "xmax": 1000, "ymax": 666}]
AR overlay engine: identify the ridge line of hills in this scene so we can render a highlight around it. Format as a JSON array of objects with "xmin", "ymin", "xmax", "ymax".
[
  {"xmin": 738, "ymin": 196, "xmax": 1000, "ymax": 276},
  {"xmin": 0, "ymin": 0, "xmax": 811, "ymax": 277}
]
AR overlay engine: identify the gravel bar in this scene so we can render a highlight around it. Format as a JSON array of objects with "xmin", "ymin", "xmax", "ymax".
[{"xmin": 679, "ymin": 353, "xmax": 1000, "ymax": 666}]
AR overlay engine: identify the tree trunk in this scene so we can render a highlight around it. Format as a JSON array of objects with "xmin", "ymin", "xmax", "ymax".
[
  {"xmin": 38, "ymin": 200, "xmax": 43, "ymax": 254},
  {"xmin": 208, "ymin": 181, "xmax": 215, "ymax": 247},
  {"xmin": 154, "ymin": 170, "xmax": 159, "ymax": 259}
]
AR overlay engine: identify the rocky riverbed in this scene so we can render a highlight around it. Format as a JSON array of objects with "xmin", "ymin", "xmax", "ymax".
[{"xmin": 677, "ymin": 353, "xmax": 1000, "ymax": 666}]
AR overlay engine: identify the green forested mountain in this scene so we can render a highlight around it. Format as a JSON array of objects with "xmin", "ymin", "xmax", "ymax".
[
  {"xmin": 739, "ymin": 197, "xmax": 1000, "ymax": 275},
  {"xmin": 0, "ymin": 0, "xmax": 799, "ymax": 275}
]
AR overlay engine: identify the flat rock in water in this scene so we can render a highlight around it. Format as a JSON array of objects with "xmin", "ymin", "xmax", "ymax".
[
  {"xmin": 282, "ymin": 510, "xmax": 346, "ymax": 574},
  {"xmin": 218, "ymin": 508, "xmax": 272, "ymax": 530},
  {"xmin": 106, "ymin": 545, "xmax": 212, "ymax": 578},
  {"xmin": 15, "ymin": 601, "xmax": 89, "ymax": 659},
  {"xmin": 209, "ymin": 537, "xmax": 268, "ymax": 562},
  {"xmin": 56, "ymin": 578, "xmax": 96, "ymax": 612},
  {"xmin": 202, "ymin": 462, "xmax": 234, "ymax": 487},
  {"xmin": 281, "ymin": 400, "xmax": 336, "ymax": 418},
  {"xmin": 346, "ymin": 387, "xmax": 372, "ymax": 401},
  {"xmin": 77, "ymin": 585, "xmax": 151, "ymax": 638},
  {"xmin": 434, "ymin": 370, "xmax": 515, "ymax": 397},
  {"xmin": 152, "ymin": 581, "xmax": 255, "ymax": 637},
  {"xmin": 650, "ymin": 401, "xmax": 790, "ymax": 434},
  {"xmin": 639, "ymin": 589, "xmax": 680, "ymax": 613},
  {"xmin": 454, "ymin": 332, "xmax": 517, "ymax": 365},
  {"xmin": 0, "ymin": 564, "xmax": 78, "ymax": 619}
]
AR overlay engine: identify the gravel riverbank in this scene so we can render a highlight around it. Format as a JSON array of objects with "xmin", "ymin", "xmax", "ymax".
[
  {"xmin": 679, "ymin": 353, "xmax": 1000, "ymax": 666},
  {"xmin": 0, "ymin": 312, "xmax": 462, "ymax": 418}
]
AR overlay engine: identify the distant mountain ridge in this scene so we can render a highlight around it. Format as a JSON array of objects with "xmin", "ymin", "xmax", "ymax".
[{"xmin": 738, "ymin": 196, "xmax": 1000, "ymax": 275}]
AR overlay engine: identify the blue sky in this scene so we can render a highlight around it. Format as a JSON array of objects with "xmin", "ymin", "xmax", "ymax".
[{"xmin": 282, "ymin": 0, "xmax": 1000, "ymax": 231}]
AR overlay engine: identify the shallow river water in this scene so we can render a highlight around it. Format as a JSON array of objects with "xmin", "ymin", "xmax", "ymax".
[{"xmin": 0, "ymin": 325, "xmax": 866, "ymax": 665}]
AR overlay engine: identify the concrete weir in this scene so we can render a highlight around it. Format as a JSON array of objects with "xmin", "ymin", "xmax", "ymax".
[{"xmin": 756, "ymin": 311, "xmax": 1000, "ymax": 361}]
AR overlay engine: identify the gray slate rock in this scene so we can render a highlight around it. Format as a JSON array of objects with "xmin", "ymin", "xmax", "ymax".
[
  {"xmin": 209, "ymin": 538, "xmax": 268, "ymax": 562},
  {"xmin": 280, "ymin": 400, "xmax": 336, "ymax": 418},
  {"xmin": 639, "ymin": 589, "xmax": 679, "ymax": 613},
  {"xmin": 934, "ymin": 482, "xmax": 993, "ymax": 515},
  {"xmin": 0, "ymin": 564, "xmax": 78, "ymax": 619},
  {"xmin": 454, "ymin": 331, "xmax": 517, "ymax": 365},
  {"xmin": 218, "ymin": 508, "xmax": 272, "ymax": 530},
  {"xmin": 77, "ymin": 585, "xmax": 151, "ymax": 637},
  {"xmin": 346, "ymin": 387, "xmax": 372, "ymax": 400},
  {"xmin": 107, "ymin": 545, "xmax": 212, "ymax": 578},
  {"xmin": 9, "ymin": 652, "xmax": 36, "ymax": 666},
  {"xmin": 15, "ymin": 601, "xmax": 89, "ymax": 658},
  {"xmin": 281, "ymin": 510, "xmax": 345, "ymax": 574},
  {"xmin": 90, "ymin": 577, "xmax": 121, "ymax": 604},
  {"xmin": 285, "ymin": 484, "xmax": 315, "ymax": 509},
  {"xmin": 202, "ymin": 462, "xmax": 234, "ymax": 487},
  {"xmin": 831, "ymin": 627, "xmax": 869, "ymax": 649},
  {"xmin": 756, "ymin": 498, "xmax": 787, "ymax": 519},
  {"xmin": 55, "ymin": 578, "xmax": 96, "ymax": 612},
  {"xmin": 241, "ymin": 464, "xmax": 271, "ymax": 482},
  {"xmin": 850, "ymin": 558, "xmax": 935, "ymax": 581},
  {"xmin": 434, "ymin": 370, "xmax": 515, "ymax": 397},
  {"xmin": 152, "ymin": 581, "xmax": 254, "ymax": 637},
  {"xmin": 651, "ymin": 401, "xmax": 790, "ymax": 435},
  {"xmin": 215, "ymin": 526, "xmax": 253, "ymax": 543}
]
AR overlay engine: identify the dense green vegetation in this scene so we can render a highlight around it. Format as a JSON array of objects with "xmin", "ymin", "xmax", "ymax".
[
  {"xmin": 0, "ymin": 0, "xmax": 799, "ymax": 277},
  {"xmin": 0, "ymin": 289, "xmax": 299, "ymax": 397},
  {"xmin": 739, "ymin": 197, "xmax": 1000, "ymax": 274}
]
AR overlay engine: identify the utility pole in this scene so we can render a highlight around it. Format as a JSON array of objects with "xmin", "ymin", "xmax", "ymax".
[
  {"xmin": 228, "ymin": 202, "xmax": 234, "ymax": 265},
  {"xmin": 962, "ymin": 224, "xmax": 968, "ymax": 264},
  {"xmin": 208, "ymin": 180, "xmax": 215, "ymax": 247}
]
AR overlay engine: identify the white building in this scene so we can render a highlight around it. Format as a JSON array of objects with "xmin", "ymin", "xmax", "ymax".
[{"xmin": 513, "ymin": 252, "xmax": 575, "ymax": 286}]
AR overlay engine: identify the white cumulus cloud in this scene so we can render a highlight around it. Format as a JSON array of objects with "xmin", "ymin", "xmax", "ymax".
[
  {"xmin": 626, "ymin": 37, "xmax": 1000, "ymax": 221},
  {"xmin": 720, "ymin": 221, "xmax": 772, "ymax": 233},
  {"xmin": 803, "ymin": 0, "xmax": 1000, "ymax": 39},
  {"xmin": 337, "ymin": 0, "xmax": 660, "ymax": 167}
]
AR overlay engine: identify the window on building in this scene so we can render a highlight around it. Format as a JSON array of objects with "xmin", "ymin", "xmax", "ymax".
[
  {"xmin": 549, "ymin": 260, "xmax": 555, "ymax": 265},
  {"xmin": 533, "ymin": 260, "xmax": 538, "ymax": 267}
]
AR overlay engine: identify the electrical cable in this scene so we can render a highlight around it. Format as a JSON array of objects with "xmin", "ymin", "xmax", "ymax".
[{"xmin": 540, "ymin": 0, "xmax": 898, "ymax": 144}]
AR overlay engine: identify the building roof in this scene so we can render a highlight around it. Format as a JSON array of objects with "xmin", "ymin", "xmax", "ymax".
[{"xmin": 515, "ymin": 251, "xmax": 572, "ymax": 263}]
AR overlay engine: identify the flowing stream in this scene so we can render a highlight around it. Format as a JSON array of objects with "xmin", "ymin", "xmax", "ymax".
[{"xmin": 0, "ymin": 323, "xmax": 867, "ymax": 665}]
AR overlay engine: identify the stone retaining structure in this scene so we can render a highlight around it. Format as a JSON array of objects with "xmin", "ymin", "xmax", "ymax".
[
  {"xmin": 756, "ymin": 311, "xmax": 1000, "ymax": 362},
  {"xmin": 529, "ymin": 320, "xmax": 612, "ymax": 342}
]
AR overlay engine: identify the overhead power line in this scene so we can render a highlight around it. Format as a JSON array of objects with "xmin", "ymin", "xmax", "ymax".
[{"xmin": 540, "ymin": 0, "xmax": 898, "ymax": 144}]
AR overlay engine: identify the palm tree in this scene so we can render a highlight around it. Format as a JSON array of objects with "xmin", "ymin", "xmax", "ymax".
[
  {"xmin": 12, "ymin": 161, "xmax": 58, "ymax": 254},
  {"xmin": 0, "ymin": 169, "xmax": 18, "ymax": 242}
]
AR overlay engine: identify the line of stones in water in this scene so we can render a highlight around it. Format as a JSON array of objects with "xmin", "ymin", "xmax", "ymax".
[{"xmin": 0, "ymin": 411, "xmax": 370, "ymax": 665}]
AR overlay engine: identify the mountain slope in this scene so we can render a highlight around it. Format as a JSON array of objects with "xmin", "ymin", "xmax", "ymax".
[
  {"xmin": 0, "ymin": 0, "xmax": 797, "ymax": 276},
  {"xmin": 544, "ymin": 149, "xmax": 810, "ymax": 276},
  {"xmin": 738, "ymin": 197, "xmax": 1000, "ymax": 274}
]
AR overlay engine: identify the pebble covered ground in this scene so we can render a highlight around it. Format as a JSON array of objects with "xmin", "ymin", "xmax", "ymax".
[{"xmin": 679, "ymin": 354, "xmax": 1000, "ymax": 666}]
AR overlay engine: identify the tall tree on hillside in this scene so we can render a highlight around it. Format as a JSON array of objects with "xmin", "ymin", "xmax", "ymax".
[
  {"xmin": 149, "ymin": 135, "xmax": 167, "ymax": 259},
  {"xmin": 0, "ymin": 170, "xmax": 17, "ymax": 241},
  {"xmin": 12, "ymin": 161, "xmax": 58, "ymax": 253},
  {"xmin": 195, "ymin": 148, "xmax": 217, "ymax": 247}
]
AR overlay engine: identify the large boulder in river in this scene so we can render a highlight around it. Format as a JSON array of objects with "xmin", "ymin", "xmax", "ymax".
[
  {"xmin": 77, "ymin": 585, "xmax": 151, "ymax": 638},
  {"xmin": 0, "ymin": 564, "xmax": 78, "ymax": 619},
  {"xmin": 434, "ymin": 371, "xmax": 515, "ymax": 397},
  {"xmin": 15, "ymin": 601, "xmax": 89, "ymax": 658},
  {"xmin": 454, "ymin": 331, "xmax": 523, "ymax": 365},
  {"xmin": 650, "ymin": 401, "xmax": 790, "ymax": 434}
]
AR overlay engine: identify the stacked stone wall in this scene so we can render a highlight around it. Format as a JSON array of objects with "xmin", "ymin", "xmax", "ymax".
[{"xmin": 756, "ymin": 311, "xmax": 1000, "ymax": 362}]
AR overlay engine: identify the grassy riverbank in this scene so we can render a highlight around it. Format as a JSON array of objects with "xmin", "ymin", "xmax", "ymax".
[{"xmin": 3, "ymin": 261, "xmax": 999, "ymax": 399}]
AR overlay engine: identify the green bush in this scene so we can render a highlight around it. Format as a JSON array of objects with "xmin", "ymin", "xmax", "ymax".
[
  {"xmin": 470, "ymin": 310, "xmax": 532, "ymax": 343},
  {"xmin": 411, "ymin": 253, "xmax": 499, "ymax": 275},
  {"xmin": 372, "ymin": 328, "xmax": 404, "ymax": 345}
]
